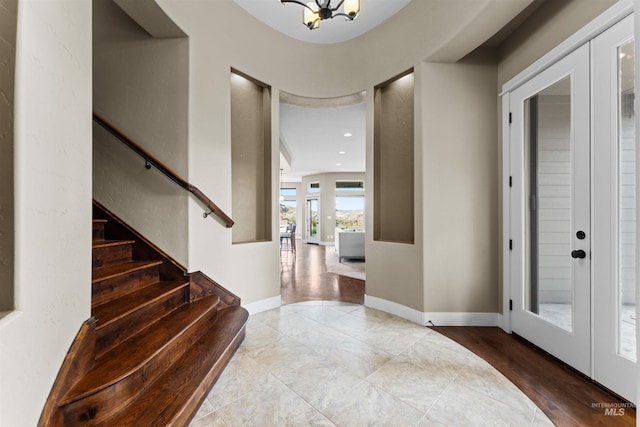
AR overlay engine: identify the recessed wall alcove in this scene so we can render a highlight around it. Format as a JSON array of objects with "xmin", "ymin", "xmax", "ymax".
[
  {"xmin": 374, "ymin": 69, "xmax": 415, "ymax": 244},
  {"xmin": 231, "ymin": 69, "xmax": 272, "ymax": 244}
]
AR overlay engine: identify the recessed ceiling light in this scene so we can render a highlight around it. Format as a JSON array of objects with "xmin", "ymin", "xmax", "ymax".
[
  {"xmin": 339, "ymin": 151, "xmax": 346, "ymax": 155},
  {"xmin": 344, "ymin": 132, "xmax": 352, "ymax": 137},
  {"xmin": 336, "ymin": 163, "xmax": 342, "ymax": 166}
]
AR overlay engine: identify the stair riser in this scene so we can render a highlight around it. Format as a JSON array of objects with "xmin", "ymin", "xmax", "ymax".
[
  {"xmin": 95, "ymin": 286, "xmax": 189, "ymax": 357},
  {"xmin": 61, "ymin": 306, "xmax": 218, "ymax": 426},
  {"xmin": 93, "ymin": 223, "xmax": 105, "ymax": 241},
  {"xmin": 171, "ymin": 326, "xmax": 247, "ymax": 426},
  {"xmin": 92, "ymin": 266, "xmax": 160, "ymax": 307},
  {"xmin": 92, "ymin": 244, "xmax": 132, "ymax": 269}
]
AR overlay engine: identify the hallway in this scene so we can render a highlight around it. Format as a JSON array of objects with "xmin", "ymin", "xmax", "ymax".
[{"xmin": 280, "ymin": 243, "xmax": 365, "ymax": 305}]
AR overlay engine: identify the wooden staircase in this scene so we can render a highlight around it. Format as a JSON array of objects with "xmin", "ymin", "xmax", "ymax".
[{"xmin": 39, "ymin": 201, "xmax": 248, "ymax": 426}]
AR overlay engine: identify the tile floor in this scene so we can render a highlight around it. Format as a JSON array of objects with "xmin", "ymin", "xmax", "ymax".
[{"xmin": 190, "ymin": 301, "xmax": 553, "ymax": 426}]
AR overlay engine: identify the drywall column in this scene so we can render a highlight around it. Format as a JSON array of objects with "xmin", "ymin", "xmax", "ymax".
[
  {"xmin": 421, "ymin": 51, "xmax": 499, "ymax": 314},
  {"xmin": 365, "ymin": 70, "xmax": 424, "ymax": 317},
  {"xmin": 0, "ymin": 0, "xmax": 17, "ymax": 311},
  {"xmin": 0, "ymin": 0, "xmax": 92, "ymax": 425}
]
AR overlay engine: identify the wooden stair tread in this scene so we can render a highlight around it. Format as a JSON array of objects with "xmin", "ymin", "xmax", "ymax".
[
  {"xmin": 93, "ymin": 219, "xmax": 108, "ymax": 223},
  {"xmin": 62, "ymin": 295, "xmax": 220, "ymax": 405},
  {"xmin": 92, "ymin": 260, "xmax": 163, "ymax": 284},
  {"xmin": 99, "ymin": 306, "xmax": 249, "ymax": 427},
  {"xmin": 92, "ymin": 280, "xmax": 189, "ymax": 329},
  {"xmin": 92, "ymin": 239, "xmax": 135, "ymax": 249}
]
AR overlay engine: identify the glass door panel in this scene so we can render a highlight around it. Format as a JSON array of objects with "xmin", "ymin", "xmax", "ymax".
[
  {"xmin": 306, "ymin": 196, "xmax": 320, "ymax": 244},
  {"xmin": 617, "ymin": 39, "xmax": 636, "ymax": 361},
  {"xmin": 525, "ymin": 76, "xmax": 574, "ymax": 333}
]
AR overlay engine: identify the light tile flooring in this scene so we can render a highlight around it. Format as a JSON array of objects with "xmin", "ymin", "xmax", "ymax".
[{"xmin": 190, "ymin": 302, "xmax": 553, "ymax": 426}]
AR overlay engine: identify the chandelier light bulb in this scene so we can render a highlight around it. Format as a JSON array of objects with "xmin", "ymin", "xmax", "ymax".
[
  {"xmin": 280, "ymin": 0, "xmax": 360, "ymax": 30},
  {"xmin": 343, "ymin": 0, "xmax": 360, "ymax": 19},
  {"xmin": 303, "ymin": 2, "xmax": 320, "ymax": 29}
]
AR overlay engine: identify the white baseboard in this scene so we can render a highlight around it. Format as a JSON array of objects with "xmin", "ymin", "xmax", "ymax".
[
  {"xmin": 423, "ymin": 311, "xmax": 501, "ymax": 327},
  {"xmin": 365, "ymin": 295, "xmax": 501, "ymax": 327},
  {"xmin": 364, "ymin": 295, "xmax": 426, "ymax": 325},
  {"xmin": 244, "ymin": 295, "xmax": 282, "ymax": 316}
]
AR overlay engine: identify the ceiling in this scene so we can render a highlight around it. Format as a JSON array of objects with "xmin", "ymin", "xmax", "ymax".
[
  {"xmin": 236, "ymin": 0, "xmax": 541, "ymax": 183},
  {"xmin": 280, "ymin": 101, "xmax": 366, "ymax": 182},
  {"xmin": 233, "ymin": 0, "xmax": 413, "ymax": 45},
  {"xmin": 238, "ymin": 0, "xmax": 408, "ymax": 182}
]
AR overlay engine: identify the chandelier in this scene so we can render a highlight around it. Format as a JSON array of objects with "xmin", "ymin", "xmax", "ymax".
[{"xmin": 280, "ymin": 0, "xmax": 361, "ymax": 30}]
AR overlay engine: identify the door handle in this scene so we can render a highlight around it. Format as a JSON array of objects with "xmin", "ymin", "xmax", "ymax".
[{"xmin": 571, "ymin": 249, "xmax": 586, "ymax": 259}]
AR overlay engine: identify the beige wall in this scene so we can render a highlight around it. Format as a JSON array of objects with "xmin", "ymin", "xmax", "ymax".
[
  {"xmin": 0, "ymin": 0, "xmax": 93, "ymax": 424},
  {"xmin": 422, "ymin": 50, "xmax": 499, "ymax": 313},
  {"xmin": 93, "ymin": 0, "xmax": 189, "ymax": 265},
  {"xmin": 0, "ymin": 0, "xmax": 17, "ymax": 311},
  {"xmin": 153, "ymin": 0, "xmax": 527, "ymax": 311}
]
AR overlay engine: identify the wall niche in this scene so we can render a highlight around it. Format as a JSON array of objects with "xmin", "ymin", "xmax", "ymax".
[
  {"xmin": 231, "ymin": 69, "xmax": 272, "ymax": 244},
  {"xmin": 373, "ymin": 69, "xmax": 415, "ymax": 244}
]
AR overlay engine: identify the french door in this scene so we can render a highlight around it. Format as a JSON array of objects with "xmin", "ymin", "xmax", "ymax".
[
  {"xmin": 510, "ymin": 43, "xmax": 591, "ymax": 375},
  {"xmin": 306, "ymin": 196, "xmax": 320, "ymax": 244},
  {"xmin": 592, "ymin": 14, "xmax": 636, "ymax": 402},
  {"xmin": 509, "ymin": 16, "xmax": 637, "ymax": 402}
]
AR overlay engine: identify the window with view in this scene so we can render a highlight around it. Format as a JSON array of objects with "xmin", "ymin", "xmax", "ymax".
[
  {"xmin": 336, "ymin": 180, "xmax": 364, "ymax": 191},
  {"xmin": 279, "ymin": 187, "xmax": 296, "ymax": 226},
  {"xmin": 336, "ymin": 196, "xmax": 364, "ymax": 229}
]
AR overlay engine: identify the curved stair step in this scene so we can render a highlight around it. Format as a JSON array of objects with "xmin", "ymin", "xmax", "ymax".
[
  {"xmin": 93, "ymin": 280, "xmax": 190, "ymax": 356},
  {"xmin": 60, "ymin": 295, "xmax": 220, "ymax": 426},
  {"xmin": 99, "ymin": 306, "xmax": 249, "ymax": 427}
]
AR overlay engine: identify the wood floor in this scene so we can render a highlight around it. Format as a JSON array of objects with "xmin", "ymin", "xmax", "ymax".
[
  {"xmin": 434, "ymin": 327, "xmax": 636, "ymax": 426},
  {"xmin": 280, "ymin": 242, "xmax": 636, "ymax": 426},
  {"xmin": 280, "ymin": 242, "xmax": 364, "ymax": 305}
]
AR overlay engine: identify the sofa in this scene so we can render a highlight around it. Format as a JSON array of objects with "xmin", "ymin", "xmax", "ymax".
[{"xmin": 335, "ymin": 229, "xmax": 365, "ymax": 262}]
